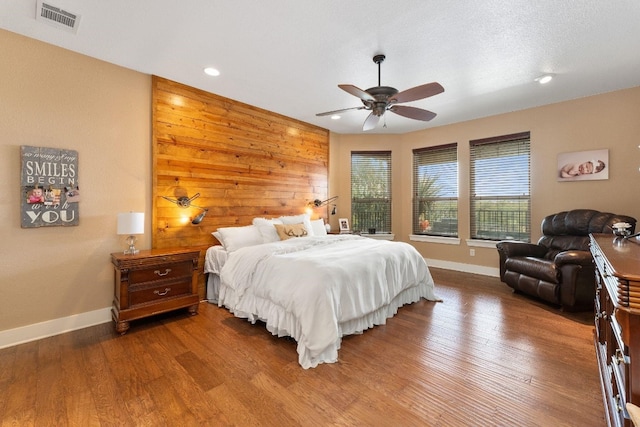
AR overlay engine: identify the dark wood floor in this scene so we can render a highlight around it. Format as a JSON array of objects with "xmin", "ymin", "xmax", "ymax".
[{"xmin": 0, "ymin": 268, "xmax": 605, "ymax": 426}]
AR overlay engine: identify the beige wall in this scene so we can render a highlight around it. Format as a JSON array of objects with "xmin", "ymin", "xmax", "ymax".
[
  {"xmin": 0, "ymin": 30, "xmax": 151, "ymax": 332},
  {"xmin": 330, "ymin": 87, "xmax": 640, "ymax": 269}
]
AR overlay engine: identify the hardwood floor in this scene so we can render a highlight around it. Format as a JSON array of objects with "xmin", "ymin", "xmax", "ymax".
[{"xmin": 0, "ymin": 268, "xmax": 605, "ymax": 426}]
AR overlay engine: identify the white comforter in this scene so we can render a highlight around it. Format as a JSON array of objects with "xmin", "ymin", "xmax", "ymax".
[{"xmin": 217, "ymin": 234, "xmax": 438, "ymax": 368}]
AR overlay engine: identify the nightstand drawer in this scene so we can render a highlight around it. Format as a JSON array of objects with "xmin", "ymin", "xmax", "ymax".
[
  {"xmin": 129, "ymin": 279, "xmax": 191, "ymax": 306},
  {"xmin": 128, "ymin": 261, "xmax": 192, "ymax": 284}
]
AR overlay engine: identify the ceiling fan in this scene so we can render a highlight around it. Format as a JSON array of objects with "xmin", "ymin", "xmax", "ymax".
[{"xmin": 317, "ymin": 54, "xmax": 444, "ymax": 131}]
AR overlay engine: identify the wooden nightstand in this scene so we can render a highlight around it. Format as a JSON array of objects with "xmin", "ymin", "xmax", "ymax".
[{"xmin": 111, "ymin": 247, "xmax": 200, "ymax": 334}]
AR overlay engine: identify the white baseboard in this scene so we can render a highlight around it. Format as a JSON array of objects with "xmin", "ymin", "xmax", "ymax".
[
  {"xmin": 0, "ymin": 307, "xmax": 112, "ymax": 350},
  {"xmin": 425, "ymin": 258, "xmax": 500, "ymax": 278}
]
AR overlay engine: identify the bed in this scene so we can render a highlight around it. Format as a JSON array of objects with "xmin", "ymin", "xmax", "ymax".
[{"xmin": 204, "ymin": 215, "xmax": 439, "ymax": 369}]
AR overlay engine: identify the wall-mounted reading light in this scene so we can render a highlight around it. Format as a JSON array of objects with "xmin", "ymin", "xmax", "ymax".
[
  {"xmin": 162, "ymin": 193, "xmax": 209, "ymax": 225},
  {"xmin": 308, "ymin": 196, "xmax": 338, "ymax": 215},
  {"xmin": 190, "ymin": 209, "xmax": 208, "ymax": 225},
  {"xmin": 309, "ymin": 196, "xmax": 338, "ymax": 208}
]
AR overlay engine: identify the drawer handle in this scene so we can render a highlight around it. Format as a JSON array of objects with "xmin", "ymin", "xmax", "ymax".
[
  {"xmin": 154, "ymin": 288, "xmax": 171, "ymax": 296},
  {"xmin": 154, "ymin": 268, "xmax": 172, "ymax": 277}
]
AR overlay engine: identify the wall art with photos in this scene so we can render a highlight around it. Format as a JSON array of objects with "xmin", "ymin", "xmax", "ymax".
[
  {"xmin": 21, "ymin": 145, "xmax": 80, "ymax": 228},
  {"xmin": 557, "ymin": 148, "xmax": 609, "ymax": 182},
  {"xmin": 339, "ymin": 218, "xmax": 350, "ymax": 232}
]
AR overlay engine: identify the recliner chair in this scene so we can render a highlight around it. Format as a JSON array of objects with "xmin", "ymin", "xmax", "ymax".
[{"xmin": 496, "ymin": 209, "xmax": 636, "ymax": 311}]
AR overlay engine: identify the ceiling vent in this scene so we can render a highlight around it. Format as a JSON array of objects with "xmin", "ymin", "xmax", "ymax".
[{"xmin": 35, "ymin": 1, "xmax": 81, "ymax": 34}]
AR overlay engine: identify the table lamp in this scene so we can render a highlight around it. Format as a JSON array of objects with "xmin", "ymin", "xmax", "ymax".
[{"xmin": 117, "ymin": 212, "xmax": 145, "ymax": 255}]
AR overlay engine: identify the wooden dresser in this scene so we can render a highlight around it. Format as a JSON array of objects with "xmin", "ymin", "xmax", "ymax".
[
  {"xmin": 111, "ymin": 247, "xmax": 200, "ymax": 334},
  {"xmin": 591, "ymin": 234, "xmax": 640, "ymax": 427}
]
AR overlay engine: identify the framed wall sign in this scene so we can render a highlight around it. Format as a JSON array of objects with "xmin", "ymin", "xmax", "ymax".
[{"xmin": 21, "ymin": 145, "xmax": 79, "ymax": 228}]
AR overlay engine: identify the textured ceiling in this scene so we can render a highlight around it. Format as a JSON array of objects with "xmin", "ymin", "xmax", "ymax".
[{"xmin": 2, "ymin": 1, "xmax": 640, "ymax": 134}]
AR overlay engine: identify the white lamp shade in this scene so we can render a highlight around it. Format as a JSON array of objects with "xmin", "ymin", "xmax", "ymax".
[{"xmin": 117, "ymin": 212, "xmax": 145, "ymax": 235}]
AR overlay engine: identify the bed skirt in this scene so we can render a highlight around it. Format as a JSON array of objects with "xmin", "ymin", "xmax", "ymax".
[{"xmin": 209, "ymin": 272, "xmax": 435, "ymax": 369}]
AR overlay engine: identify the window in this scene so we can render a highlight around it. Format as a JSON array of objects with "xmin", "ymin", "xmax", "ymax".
[
  {"xmin": 412, "ymin": 144, "xmax": 458, "ymax": 237},
  {"xmin": 351, "ymin": 151, "xmax": 391, "ymax": 233},
  {"xmin": 470, "ymin": 132, "xmax": 530, "ymax": 242}
]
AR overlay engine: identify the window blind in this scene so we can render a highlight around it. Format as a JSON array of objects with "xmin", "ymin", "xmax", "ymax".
[
  {"xmin": 470, "ymin": 132, "xmax": 531, "ymax": 241},
  {"xmin": 351, "ymin": 151, "xmax": 392, "ymax": 233},
  {"xmin": 412, "ymin": 143, "xmax": 458, "ymax": 236}
]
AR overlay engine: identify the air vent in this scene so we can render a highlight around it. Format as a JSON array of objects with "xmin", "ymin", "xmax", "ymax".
[{"xmin": 35, "ymin": 1, "xmax": 81, "ymax": 33}]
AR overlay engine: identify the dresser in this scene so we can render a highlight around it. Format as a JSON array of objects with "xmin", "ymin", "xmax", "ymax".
[
  {"xmin": 111, "ymin": 247, "xmax": 200, "ymax": 334},
  {"xmin": 591, "ymin": 234, "xmax": 640, "ymax": 427}
]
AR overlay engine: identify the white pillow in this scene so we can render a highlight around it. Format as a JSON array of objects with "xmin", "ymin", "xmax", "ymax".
[
  {"xmin": 279, "ymin": 213, "xmax": 314, "ymax": 236},
  {"xmin": 213, "ymin": 225, "xmax": 263, "ymax": 252},
  {"xmin": 252, "ymin": 217, "xmax": 283, "ymax": 243},
  {"xmin": 310, "ymin": 219, "xmax": 327, "ymax": 236}
]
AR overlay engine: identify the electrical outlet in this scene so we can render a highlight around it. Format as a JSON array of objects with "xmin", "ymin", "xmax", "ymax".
[{"xmin": 470, "ymin": 249, "xmax": 475, "ymax": 256}]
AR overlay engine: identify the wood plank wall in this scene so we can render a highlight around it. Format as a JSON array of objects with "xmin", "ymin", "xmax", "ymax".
[{"xmin": 151, "ymin": 76, "xmax": 330, "ymax": 296}]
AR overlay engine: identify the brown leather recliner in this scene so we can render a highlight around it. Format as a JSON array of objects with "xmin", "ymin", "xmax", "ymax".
[{"xmin": 496, "ymin": 209, "xmax": 636, "ymax": 311}]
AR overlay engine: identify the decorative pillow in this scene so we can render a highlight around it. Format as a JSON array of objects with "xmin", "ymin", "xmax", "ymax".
[
  {"xmin": 279, "ymin": 213, "xmax": 314, "ymax": 236},
  {"xmin": 310, "ymin": 218, "xmax": 327, "ymax": 236},
  {"xmin": 213, "ymin": 225, "xmax": 263, "ymax": 252},
  {"xmin": 274, "ymin": 223, "xmax": 308, "ymax": 240},
  {"xmin": 252, "ymin": 217, "xmax": 283, "ymax": 243}
]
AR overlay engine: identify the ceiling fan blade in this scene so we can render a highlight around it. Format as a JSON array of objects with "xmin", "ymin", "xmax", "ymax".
[
  {"xmin": 316, "ymin": 106, "xmax": 366, "ymax": 117},
  {"xmin": 389, "ymin": 105, "xmax": 437, "ymax": 121},
  {"xmin": 363, "ymin": 112, "xmax": 381, "ymax": 131},
  {"xmin": 338, "ymin": 84, "xmax": 375, "ymax": 102},
  {"xmin": 390, "ymin": 82, "xmax": 444, "ymax": 104}
]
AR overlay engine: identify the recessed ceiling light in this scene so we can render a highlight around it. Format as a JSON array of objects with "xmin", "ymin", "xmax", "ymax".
[
  {"xmin": 535, "ymin": 74, "xmax": 553, "ymax": 84},
  {"xmin": 331, "ymin": 115, "xmax": 341, "ymax": 120},
  {"xmin": 204, "ymin": 67, "xmax": 220, "ymax": 77}
]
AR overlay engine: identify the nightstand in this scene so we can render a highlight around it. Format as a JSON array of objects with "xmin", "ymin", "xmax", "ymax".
[{"xmin": 111, "ymin": 247, "xmax": 200, "ymax": 334}]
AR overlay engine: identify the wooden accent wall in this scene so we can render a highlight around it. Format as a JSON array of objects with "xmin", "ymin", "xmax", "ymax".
[{"xmin": 152, "ymin": 76, "xmax": 329, "ymax": 294}]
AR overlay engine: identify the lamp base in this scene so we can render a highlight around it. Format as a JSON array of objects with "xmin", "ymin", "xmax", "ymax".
[{"xmin": 124, "ymin": 235, "xmax": 139, "ymax": 255}]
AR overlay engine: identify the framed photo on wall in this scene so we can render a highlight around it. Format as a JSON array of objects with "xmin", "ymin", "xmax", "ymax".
[
  {"xmin": 557, "ymin": 149, "xmax": 609, "ymax": 182},
  {"xmin": 338, "ymin": 218, "xmax": 350, "ymax": 233}
]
